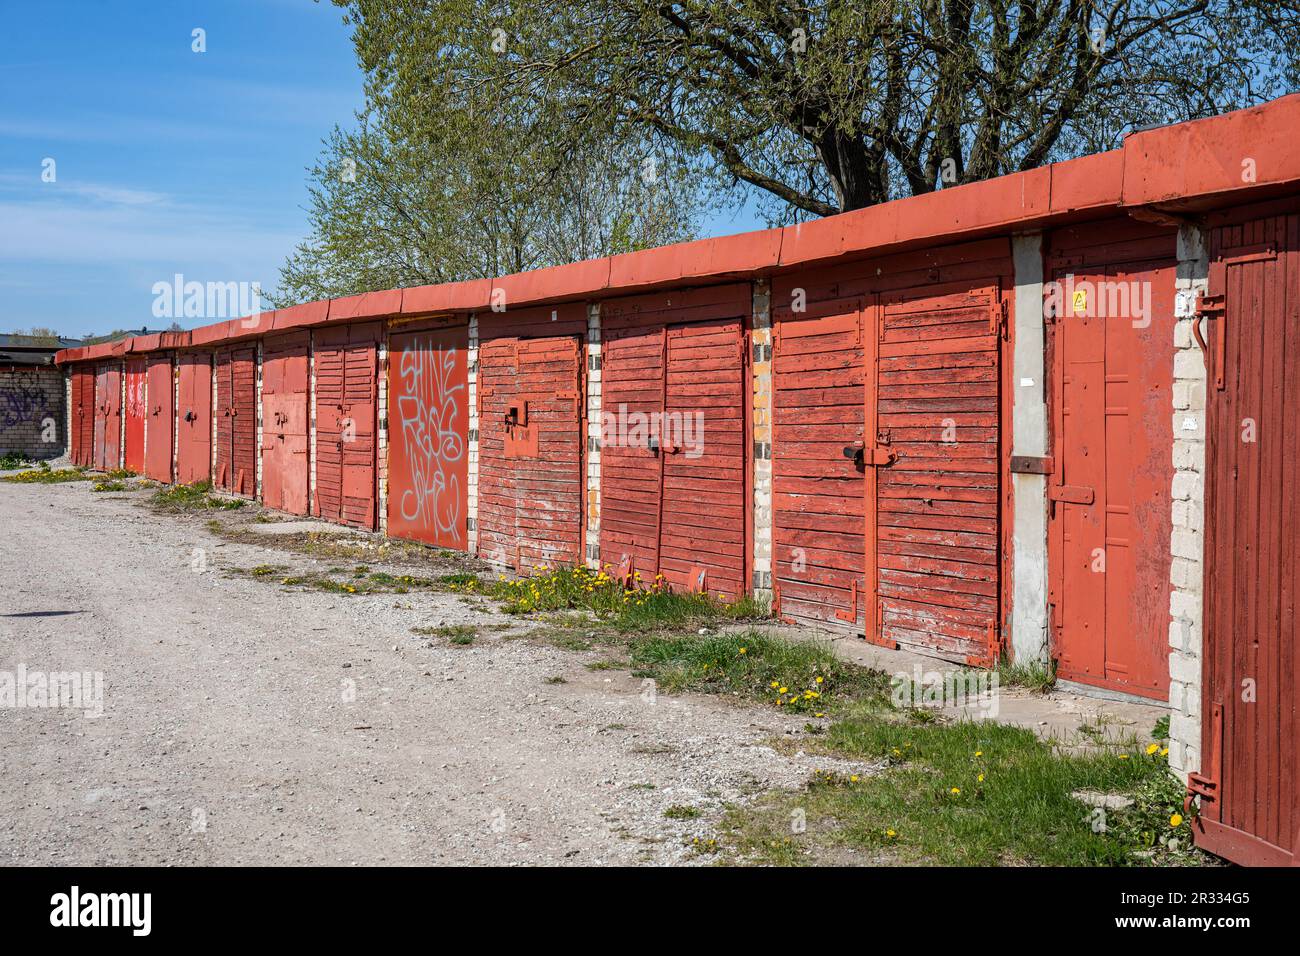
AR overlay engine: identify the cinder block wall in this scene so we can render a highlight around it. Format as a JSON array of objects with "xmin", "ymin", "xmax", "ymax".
[{"xmin": 0, "ymin": 365, "xmax": 66, "ymax": 460}]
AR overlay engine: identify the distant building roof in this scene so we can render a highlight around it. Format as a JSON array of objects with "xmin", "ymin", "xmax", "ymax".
[{"xmin": 0, "ymin": 334, "xmax": 84, "ymax": 366}]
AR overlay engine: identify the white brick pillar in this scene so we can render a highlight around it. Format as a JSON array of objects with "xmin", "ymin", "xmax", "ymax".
[
  {"xmin": 466, "ymin": 314, "xmax": 480, "ymax": 554},
  {"xmin": 376, "ymin": 331, "xmax": 389, "ymax": 534},
  {"xmin": 584, "ymin": 303, "xmax": 602, "ymax": 569},
  {"xmin": 1168, "ymin": 223, "xmax": 1209, "ymax": 780},
  {"xmin": 254, "ymin": 341, "xmax": 264, "ymax": 499},
  {"xmin": 1010, "ymin": 233, "xmax": 1050, "ymax": 664},
  {"xmin": 751, "ymin": 280, "xmax": 773, "ymax": 601}
]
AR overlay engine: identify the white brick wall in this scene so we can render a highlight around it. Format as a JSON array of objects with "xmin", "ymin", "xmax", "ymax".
[
  {"xmin": 466, "ymin": 314, "xmax": 479, "ymax": 554},
  {"xmin": 1168, "ymin": 223, "xmax": 1209, "ymax": 780},
  {"xmin": 751, "ymin": 281, "xmax": 773, "ymax": 599},
  {"xmin": 584, "ymin": 303, "xmax": 602, "ymax": 569}
]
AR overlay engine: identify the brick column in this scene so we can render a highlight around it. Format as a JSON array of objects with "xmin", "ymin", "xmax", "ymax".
[
  {"xmin": 1168, "ymin": 223, "xmax": 1210, "ymax": 779},
  {"xmin": 466, "ymin": 314, "xmax": 480, "ymax": 554},
  {"xmin": 376, "ymin": 331, "xmax": 389, "ymax": 534},
  {"xmin": 584, "ymin": 303, "xmax": 602, "ymax": 569},
  {"xmin": 750, "ymin": 280, "xmax": 773, "ymax": 601}
]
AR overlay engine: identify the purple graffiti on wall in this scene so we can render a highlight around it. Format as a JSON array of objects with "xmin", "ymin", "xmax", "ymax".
[{"xmin": 0, "ymin": 371, "xmax": 52, "ymax": 432}]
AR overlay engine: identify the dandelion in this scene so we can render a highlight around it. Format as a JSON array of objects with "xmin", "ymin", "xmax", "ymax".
[
  {"xmin": 815, "ymin": 676, "xmax": 824, "ymax": 684},
  {"xmin": 849, "ymin": 775, "xmax": 858, "ymax": 783},
  {"xmin": 1146, "ymin": 743, "xmax": 1160, "ymax": 756},
  {"xmin": 778, "ymin": 687, "xmax": 788, "ymax": 695},
  {"xmin": 1160, "ymin": 747, "xmax": 1169, "ymax": 757},
  {"xmin": 1170, "ymin": 813, "xmax": 1184, "ymax": 827},
  {"xmin": 1118, "ymin": 754, "xmax": 1130, "ymax": 760},
  {"xmin": 950, "ymin": 787, "xmax": 961, "ymax": 795},
  {"xmin": 886, "ymin": 828, "xmax": 897, "ymax": 838},
  {"xmin": 977, "ymin": 773, "xmax": 985, "ymax": 783},
  {"xmin": 974, "ymin": 750, "xmax": 982, "ymax": 757}
]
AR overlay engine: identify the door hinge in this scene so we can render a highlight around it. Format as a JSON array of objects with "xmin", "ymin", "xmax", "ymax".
[
  {"xmin": 989, "ymin": 299, "xmax": 1008, "ymax": 338},
  {"xmin": 834, "ymin": 579, "xmax": 859, "ymax": 623},
  {"xmin": 1048, "ymin": 484, "xmax": 1094, "ymax": 505},
  {"xmin": 1195, "ymin": 292, "xmax": 1227, "ymax": 391}
]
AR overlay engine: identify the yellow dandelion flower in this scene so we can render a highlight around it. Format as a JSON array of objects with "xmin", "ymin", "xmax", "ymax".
[
  {"xmin": 977, "ymin": 773, "xmax": 985, "ymax": 783},
  {"xmin": 778, "ymin": 687, "xmax": 788, "ymax": 694},
  {"xmin": 950, "ymin": 787, "xmax": 961, "ymax": 795},
  {"xmin": 815, "ymin": 676, "xmax": 824, "ymax": 684},
  {"xmin": 850, "ymin": 775, "xmax": 859, "ymax": 783},
  {"xmin": 738, "ymin": 647, "xmax": 747, "ymax": 655},
  {"xmin": 1146, "ymin": 743, "xmax": 1160, "ymax": 755},
  {"xmin": 770, "ymin": 681, "xmax": 779, "ymax": 688},
  {"xmin": 1161, "ymin": 747, "xmax": 1169, "ymax": 757},
  {"xmin": 1170, "ymin": 813, "xmax": 1184, "ymax": 827},
  {"xmin": 1118, "ymin": 754, "xmax": 1130, "ymax": 760}
]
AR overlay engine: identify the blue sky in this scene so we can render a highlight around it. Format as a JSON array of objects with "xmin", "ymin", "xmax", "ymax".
[
  {"xmin": 0, "ymin": 0, "xmax": 765, "ymax": 340},
  {"xmin": 0, "ymin": 1, "xmax": 353, "ymax": 339}
]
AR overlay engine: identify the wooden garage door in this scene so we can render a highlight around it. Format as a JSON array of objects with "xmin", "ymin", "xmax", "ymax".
[
  {"xmin": 870, "ymin": 283, "xmax": 1004, "ymax": 664},
  {"xmin": 144, "ymin": 355, "xmax": 174, "ymax": 483},
  {"xmin": 599, "ymin": 285, "xmax": 749, "ymax": 600},
  {"xmin": 388, "ymin": 324, "xmax": 469, "ymax": 548},
  {"xmin": 1193, "ymin": 211, "xmax": 1298, "ymax": 865},
  {"xmin": 123, "ymin": 358, "xmax": 147, "ymax": 474},
  {"xmin": 71, "ymin": 367, "xmax": 94, "ymax": 467},
  {"xmin": 175, "ymin": 352, "xmax": 211, "ymax": 485},
  {"xmin": 214, "ymin": 345, "xmax": 257, "ymax": 496},
  {"xmin": 771, "ymin": 300, "xmax": 867, "ymax": 628},
  {"xmin": 261, "ymin": 332, "xmax": 310, "ymax": 515},
  {"xmin": 478, "ymin": 335, "xmax": 584, "ymax": 571},
  {"xmin": 314, "ymin": 324, "xmax": 379, "ymax": 529}
]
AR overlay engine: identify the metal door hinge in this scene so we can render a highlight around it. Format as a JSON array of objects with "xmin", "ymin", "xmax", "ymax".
[
  {"xmin": 834, "ymin": 579, "xmax": 859, "ymax": 623},
  {"xmin": 989, "ymin": 299, "xmax": 1008, "ymax": 339}
]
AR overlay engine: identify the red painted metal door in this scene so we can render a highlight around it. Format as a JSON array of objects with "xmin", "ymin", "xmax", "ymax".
[
  {"xmin": 1192, "ymin": 212, "xmax": 1298, "ymax": 866},
  {"xmin": 95, "ymin": 364, "xmax": 122, "ymax": 472},
  {"xmin": 599, "ymin": 285, "xmax": 749, "ymax": 600},
  {"xmin": 144, "ymin": 355, "xmax": 173, "ymax": 483},
  {"xmin": 71, "ymin": 367, "xmax": 94, "ymax": 467},
  {"xmin": 771, "ymin": 300, "xmax": 867, "ymax": 628},
  {"xmin": 175, "ymin": 352, "xmax": 212, "ymax": 485},
  {"xmin": 314, "ymin": 324, "xmax": 379, "ymax": 529},
  {"xmin": 1048, "ymin": 260, "xmax": 1175, "ymax": 699},
  {"xmin": 123, "ymin": 358, "xmax": 146, "ymax": 474},
  {"xmin": 387, "ymin": 324, "xmax": 468, "ymax": 547},
  {"xmin": 478, "ymin": 334, "xmax": 583, "ymax": 570},
  {"xmin": 261, "ymin": 333, "xmax": 309, "ymax": 515},
  {"xmin": 214, "ymin": 346, "xmax": 256, "ymax": 495},
  {"xmin": 867, "ymin": 283, "xmax": 1003, "ymax": 664}
]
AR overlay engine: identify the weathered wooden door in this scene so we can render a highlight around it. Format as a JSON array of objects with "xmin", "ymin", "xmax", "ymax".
[
  {"xmin": 144, "ymin": 355, "xmax": 174, "ymax": 483},
  {"xmin": 388, "ymin": 324, "xmax": 469, "ymax": 548},
  {"xmin": 478, "ymin": 334, "xmax": 584, "ymax": 570},
  {"xmin": 261, "ymin": 333, "xmax": 309, "ymax": 515},
  {"xmin": 214, "ymin": 346, "xmax": 256, "ymax": 495},
  {"xmin": 175, "ymin": 352, "xmax": 212, "ymax": 485},
  {"xmin": 1192, "ymin": 211, "xmax": 1298, "ymax": 866},
  {"xmin": 123, "ymin": 358, "xmax": 147, "ymax": 474},
  {"xmin": 1048, "ymin": 261, "xmax": 1175, "ymax": 699},
  {"xmin": 865, "ymin": 283, "xmax": 1004, "ymax": 664},
  {"xmin": 71, "ymin": 367, "xmax": 94, "ymax": 467},
  {"xmin": 313, "ymin": 324, "xmax": 379, "ymax": 528}
]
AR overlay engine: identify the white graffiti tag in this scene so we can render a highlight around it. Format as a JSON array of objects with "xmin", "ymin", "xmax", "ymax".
[{"xmin": 395, "ymin": 339, "xmax": 465, "ymax": 543}]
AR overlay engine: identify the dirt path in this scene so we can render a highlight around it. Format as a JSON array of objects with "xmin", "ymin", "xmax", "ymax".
[{"xmin": 0, "ymin": 479, "xmax": 870, "ymax": 866}]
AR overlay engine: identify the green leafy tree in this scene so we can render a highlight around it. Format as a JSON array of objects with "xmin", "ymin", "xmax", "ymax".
[{"xmin": 336, "ymin": 0, "xmax": 1300, "ymax": 225}]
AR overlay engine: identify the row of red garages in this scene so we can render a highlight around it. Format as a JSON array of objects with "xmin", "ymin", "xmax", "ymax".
[{"xmin": 61, "ymin": 197, "xmax": 1300, "ymax": 869}]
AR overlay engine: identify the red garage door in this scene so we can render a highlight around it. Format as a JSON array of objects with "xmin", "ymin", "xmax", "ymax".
[
  {"xmin": 261, "ymin": 332, "xmax": 309, "ymax": 515},
  {"xmin": 869, "ymin": 283, "xmax": 1004, "ymax": 664},
  {"xmin": 175, "ymin": 352, "xmax": 212, "ymax": 485},
  {"xmin": 123, "ymin": 358, "xmax": 147, "ymax": 474},
  {"xmin": 214, "ymin": 345, "xmax": 256, "ymax": 496},
  {"xmin": 599, "ymin": 285, "xmax": 749, "ymax": 600},
  {"xmin": 71, "ymin": 367, "xmax": 94, "ymax": 467},
  {"xmin": 478, "ymin": 332, "xmax": 584, "ymax": 570},
  {"xmin": 771, "ymin": 299, "xmax": 867, "ymax": 629},
  {"xmin": 94, "ymin": 363, "xmax": 122, "ymax": 472},
  {"xmin": 388, "ymin": 323, "xmax": 469, "ymax": 549},
  {"xmin": 314, "ymin": 323, "xmax": 379, "ymax": 529},
  {"xmin": 144, "ymin": 355, "xmax": 174, "ymax": 483},
  {"xmin": 1192, "ymin": 209, "xmax": 1299, "ymax": 866}
]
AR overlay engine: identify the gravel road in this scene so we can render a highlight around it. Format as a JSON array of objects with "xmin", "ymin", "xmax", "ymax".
[{"xmin": 0, "ymin": 477, "xmax": 868, "ymax": 866}]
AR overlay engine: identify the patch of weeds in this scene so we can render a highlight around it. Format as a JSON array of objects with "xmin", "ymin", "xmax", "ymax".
[
  {"xmin": 0, "ymin": 452, "xmax": 32, "ymax": 470},
  {"xmin": 410, "ymin": 624, "xmax": 478, "ymax": 643},
  {"xmin": 997, "ymin": 658, "xmax": 1057, "ymax": 693},
  {"xmin": 663, "ymin": 805, "xmax": 701, "ymax": 820},
  {"xmin": 151, "ymin": 481, "xmax": 244, "ymax": 512},
  {"xmin": 629, "ymin": 630, "xmax": 889, "ymax": 712},
  {"xmin": 586, "ymin": 659, "xmax": 624, "ymax": 671},
  {"xmin": 1152, "ymin": 715, "xmax": 1170, "ymax": 741},
  {"xmin": 2, "ymin": 465, "xmax": 91, "ymax": 484},
  {"xmin": 687, "ymin": 836, "xmax": 720, "ymax": 856},
  {"xmin": 105, "ymin": 468, "xmax": 136, "ymax": 480},
  {"xmin": 91, "ymin": 480, "xmax": 127, "ymax": 492},
  {"xmin": 544, "ymin": 675, "xmax": 567, "ymax": 685},
  {"xmin": 722, "ymin": 703, "xmax": 1213, "ymax": 867}
]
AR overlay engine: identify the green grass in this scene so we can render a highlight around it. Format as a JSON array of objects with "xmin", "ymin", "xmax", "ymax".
[
  {"xmin": 91, "ymin": 479, "xmax": 127, "ymax": 492},
  {"xmin": 663, "ymin": 805, "xmax": 702, "ymax": 820},
  {"xmin": 628, "ymin": 630, "xmax": 889, "ymax": 710},
  {"xmin": 997, "ymin": 657, "xmax": 1057, "ymax": 693},
  {"xmin": 410, "ymin": 624, "xmax": 478, "ymax": 644},
  {"xmin": 152, "ymin": 481, "xmax": 245, "ymax": 512},
  {"xmin": 1, "ymin": 463, "xmax": 91, "ymax": 484},
  {"xmin": 722, "ymin": 701, "xmax": 1210, "ymax": 867},
  {"xmin": 0, "ymin": 452, "xmax": 32, "ymax": 470}
]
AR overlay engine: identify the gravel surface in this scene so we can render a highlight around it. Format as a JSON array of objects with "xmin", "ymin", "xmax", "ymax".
[{"xmin": 0, "ymin": 478, "xmax": 872, "ymax": 866}]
